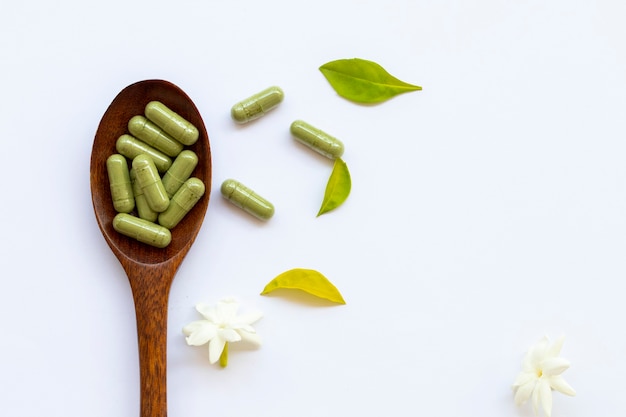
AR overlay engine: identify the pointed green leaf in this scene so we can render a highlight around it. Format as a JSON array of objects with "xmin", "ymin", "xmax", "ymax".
[
  {"xmin": 319, "ymin": 58, "xmax": 421, "ymax": 104},
  {"xmin": 261, "ymin": 268, "xmax": 346, "ymax": 304},
  {"xmin": 318, "ymin": 158, "xmax": 351, "ymax": 216}
]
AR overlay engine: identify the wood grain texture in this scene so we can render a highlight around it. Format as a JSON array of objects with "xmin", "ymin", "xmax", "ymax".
[{"xmin": 90, "ymin": 80, "xmax": 211, "ymax": 417}]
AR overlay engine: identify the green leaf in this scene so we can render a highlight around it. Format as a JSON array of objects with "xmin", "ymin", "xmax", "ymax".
[
  {"xmin": 318, "ymin": 158, "xmax": 351, "ymax": 217},
  {"xmin": 261, "ymin": 268, "xmax": 346, "ymax": 304},
  {"xmin": 319, "ymin": 58, "xmax": 421, "ymax": 104}
]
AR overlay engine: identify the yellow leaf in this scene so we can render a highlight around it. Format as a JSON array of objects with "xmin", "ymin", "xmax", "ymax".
[{"xmin": 261, "ymin": 268, "xmax": 346, "ymax": 304}]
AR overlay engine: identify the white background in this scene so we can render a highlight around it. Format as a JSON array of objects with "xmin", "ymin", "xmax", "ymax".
[{"xmin": 1, "ymin": 1, "xmax": 625, "ymax": 416}]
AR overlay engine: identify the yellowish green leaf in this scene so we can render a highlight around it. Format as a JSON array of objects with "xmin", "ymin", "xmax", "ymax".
[
  {"xmin": 318, "ymin": 158, "xmax": 351, "ymax": 216},
  {"xmin": 319, "ymin": 58, "xmax": 421, "ymax": 104},
  {"xmin": 261, "ymin": 268, "xmax": 346, "ymax": 304}
]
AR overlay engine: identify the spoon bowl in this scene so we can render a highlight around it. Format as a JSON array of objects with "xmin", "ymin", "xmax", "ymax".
[{"xmin": 90, "ymin": 79, "xmax": 211, "ymax": 417}]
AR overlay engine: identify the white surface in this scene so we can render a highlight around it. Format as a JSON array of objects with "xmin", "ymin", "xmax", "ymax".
[{"xmin": 1, "ymin": 1, "xmax": 626, "ymax": 416}]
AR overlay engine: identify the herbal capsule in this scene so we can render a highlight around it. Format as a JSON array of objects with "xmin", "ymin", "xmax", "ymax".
[
  {"xmin": 132, "ymin": 155, "xmax": 170, "ymax": 213},
  {"xmin": 145, "ymin": 101, "xmax": 199, "ymax": 146},
  {"xmin": 158, "ymin": 178, "xmax": 205, "ymax": 229},
  {"xmin": 106, "ymin": 154, "xmax": 135, "ymax": 213},
  {"xmin": 290, "ymin": 120, "xmax": 345, "ymax": 159},
  {"xmin": 220, "ymin": 179, "xmax": 274, "ymax": 221},
  {"xmin": 162, "ymin": 150, "xmax": 198, "ymax": 198},
  {"xmin": 116, "ymin": 134, "xmax": 172, "ymax": 173},
  {"xmin": 113, "ymin": 213, "xmax": 171, "ymax": 248},
  {"xmin": 128, "ymin": 115, "xmax": 183, "ymax": 157},
  {"xmin": 231, "ymin": 86, "xmax": 284, "ymax": 124},
  {"xmin": 130, "ymin": 169, "xmax": 158, "ymax": 222}
]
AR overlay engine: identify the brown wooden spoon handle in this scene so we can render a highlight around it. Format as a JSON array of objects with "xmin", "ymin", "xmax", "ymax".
[{"xmin": 127, "ymin": 264, "xmax": 177, "ymax": 417}]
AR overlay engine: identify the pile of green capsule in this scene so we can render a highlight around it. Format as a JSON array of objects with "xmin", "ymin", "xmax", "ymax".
[{"xmin": 106, "ymin": 101, "xmax": 205, "ymax": 248}]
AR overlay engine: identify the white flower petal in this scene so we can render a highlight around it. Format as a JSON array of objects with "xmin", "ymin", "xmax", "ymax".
[
  {"xmin": 524, "ymin": 336, "xmax": 549, "ymax": 371},
  {"xmin": 513, "ymin": 380, "xmax": 535, "ymax": 406},
  {"xmin": 235, "ymin": 311, "xmax": 263, "ymax": 326},
  {"xmin": 219, "ymin": 328, "xmax": 242, "ymax": 343},
  {"xmin": 182, "ymin": 320, "xmax": 203, "ymax": 336},
  {"xmin": 521, "ymin": 352, "xmax": 534, "ymax": 372},
  {"xmin": 238, "ymin": 329, "xmax": 262, "ymax": 347},
  {"xmin": 540, "ymin": 357, "xmax": 570, "ymax": 376},
  {"xmin": 217, "ymin": 298, "xmax": 240, "ymax": 322},
  {"xmin": 549, "ymin": 375, "xmax": 576, "ymax": 396},
  {"xmin": 531, "ymin": 380, "xmax": 541, "ymax": 415},
  {"xmin": 547, "ymin": 335, "xmax": 565, "ymax": 358},
  {"xmin": 537, "ymin": 379, "xmax": 553, "ymax": 417},
  {"xmin": 196, "ymin": 303, "xmax": 218, "ymax": 322},
  {"xmin": 531, "ymin": 336, "xmax": 549, "ymax": 357},
  {"xmin": 208, "ymin": 337, "xmax": 226, "ymax": 364},
  {"xmin": 513, "ymin": 371, "xmax": 535, "ymax": 387},
  {"xmin": 182, "ymin": 321, "xmax": 217, "ymax": 346},
  {"xmin": 228, "ymin": 321, "xmax": 259, "ymax": 335}
]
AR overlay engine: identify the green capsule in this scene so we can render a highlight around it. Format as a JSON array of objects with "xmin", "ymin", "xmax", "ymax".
[
  {"xmin": 145, "ymin": 101, "xmax": 199, "ymax": 146},
  {"xmin": 220, "ymin": 179, "xmax": 274, "ymax": 221},
  {"xmin": 112, "ymin": 213, "xmax": 171, "ymax": 248},
  {"xmin": 132, "ymin": 155, "xmax": 170, "ymax": 213},
  {"xmin": 116, "ymin": 134, "xmax": 172, "ymax": 173},
  {"xmin": 231, "ymin": 86, "xmax": 284, "ymax": 124},
  {"xmin": 162, "ymin": 150, "xmax": 198, "ymax": 198},
  {"xmin": 130, "ymin": 169, "xmax": 158, "ymax": 222},
  {"xmin": 106, "ymin": 154, "xmax": 135, "ymax": 213},
  {"xmin": 128, "ymin": 115, "xmax": 183, "ymax": 157},
  {"xmin": 158, "ymin": 178, "xmax": 205, "ymax": 229},
  {"xmin": 290, "ymin": 120, "xmax": 345, "ymax": 159}
]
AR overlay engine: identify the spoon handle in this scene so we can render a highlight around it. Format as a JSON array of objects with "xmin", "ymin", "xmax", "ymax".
[{"xmin": 127, "ymin": 264, "xmax": 176, "ymax": 417}]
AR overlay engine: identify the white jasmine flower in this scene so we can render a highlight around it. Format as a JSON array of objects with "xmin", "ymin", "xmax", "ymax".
[
  {"xmin": 183, "ymin": 297, "xmax": 262, "ymax": 367},
  {"xmin": 512, "ymin": 336, "xmax": 576, "ymax": 417}
]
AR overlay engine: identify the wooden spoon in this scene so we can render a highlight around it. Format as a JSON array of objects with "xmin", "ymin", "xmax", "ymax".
[{"xmin": 90, "ymin": 80, "xmax": 211, "ymax": 417}]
